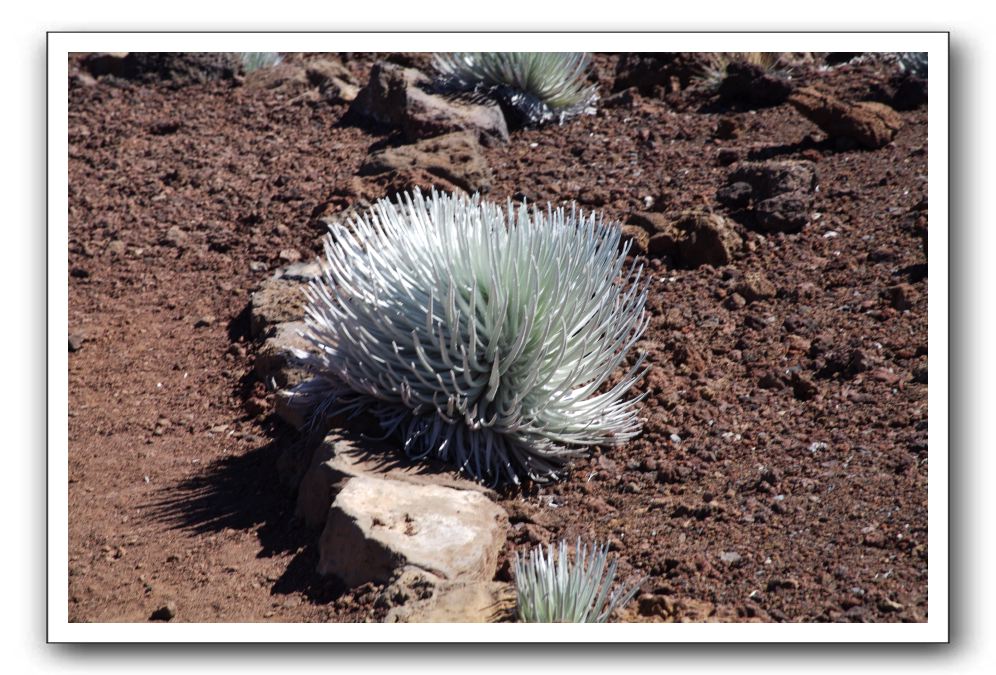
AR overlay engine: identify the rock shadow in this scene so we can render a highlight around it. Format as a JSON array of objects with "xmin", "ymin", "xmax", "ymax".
[
  {"xmin": 744, "ymin": 136, "xmax": 835, "ymax": 162},
  {"xmin": 148, "ymin": 423, "xmax": 302, "ymax": 545},
  {"xmin": 146, "ymin": 421, "xmax": 345, "ymax": 602}
]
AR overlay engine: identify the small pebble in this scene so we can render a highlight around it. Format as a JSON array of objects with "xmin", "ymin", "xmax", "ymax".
[
  {"xmin": 719, "ymin": 551, "xmax": 742, "ymax": 565},
  {"xmin": 878, "ymin": 598, "xmax": 904, "ymax": 613}
]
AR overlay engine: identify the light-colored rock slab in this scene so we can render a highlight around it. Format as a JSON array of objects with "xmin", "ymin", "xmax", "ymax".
[
  {"xmin": 254, "ymin": 321, "xmax": 314, "ymax": 388},
  {"xmin": 297, "ymin": 432, "xmax": 495, "ymax": 529},
  {"xmin": 316, "ymin": 474, "xmax": 508, "ymax": 587},
  {"xmin": 248, "ymin": 262, "xmax": 323, "ymax": 338},
  {"xmin": 274, "ymin": 389, "xmax": 309, "ymax": 430},
  {"xmin": 380, "ymin": 567, "xmax": 514, "ymax": 623}
]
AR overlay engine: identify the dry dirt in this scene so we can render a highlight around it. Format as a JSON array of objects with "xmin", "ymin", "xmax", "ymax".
[{"xmin": 67, "ymin": 52, "xmax": 928, "ymax": 623}]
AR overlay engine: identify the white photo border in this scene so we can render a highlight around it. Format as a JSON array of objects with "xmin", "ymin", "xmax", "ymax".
[{"xmin": 48, "ymin": 31, "xmax": 949, "ymax": 643}]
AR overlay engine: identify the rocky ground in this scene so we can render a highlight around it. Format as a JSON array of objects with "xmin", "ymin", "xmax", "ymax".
[{"xmin": 67, "ymin": 51, "xmax": 928, "ymax": 623}]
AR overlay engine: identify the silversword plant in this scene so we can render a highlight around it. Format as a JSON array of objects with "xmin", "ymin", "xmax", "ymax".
[
  {"xmin": 432, "ymin": 52, "xmax": 598, "ymax": 126},
  {"xmin": 240, "ymin": 52, "xmax": 283, "ymax": 73},
  {"xmin": 694, "ymin": 52, "xmax": 801, "ymax": 88},
  {"xmin": 896, "ymin": 52, "xmax": 928, "ymax": 78},
  {"xmin": 293, "ymin": 188, "xmax": 648, "ymax": 486},
  {"xmin": 514, "ymin": 538, "xmax": 641, "ymax": 623}
]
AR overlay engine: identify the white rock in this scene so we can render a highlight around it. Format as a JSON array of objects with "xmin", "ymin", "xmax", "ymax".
[
  {"xmin": 249, "ymin": 263, "xmax": 323, "ymax": 338},
  {"xmin": 254, "ymin": 321, "xmax": 315, "ymax": 389},
  {"xmin": 317, "ymin": 474, "xmax": 508, "ymax": 587},
  {"xmin": 296, "ymin": 432, "xmax": 494, "ymax": 529},
  {"xmin": 381, "ymin": 567, "xmax": 514, "ymax": 623}
]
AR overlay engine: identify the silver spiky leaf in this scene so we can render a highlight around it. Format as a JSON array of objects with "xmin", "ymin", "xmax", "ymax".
[
  {"xmin": 514, "ymin": 538, "xmax": 641, "ymax": 623},
  {"xmin": 432, "ymin": 52, "xmax": 598, "ymax": 126},
  {"xmin": 291, "ymin": 188, "xmax": 648, "ymax": 486}
]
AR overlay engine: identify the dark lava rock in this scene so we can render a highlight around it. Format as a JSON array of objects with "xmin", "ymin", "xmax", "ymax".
[
  {"xmin": 754, "ymin": 193, "xmax": 812, "ymax": 233},
  {"xmin": 886, "ymin": 283, "xmax": 916, "ymax": 311},
  {"xmin": 349, "ymin": 62, "xmax": 508, "ymax": 143},
  {"xmin": 870, "ymin": 72, "xmax": 928, "ymax": 111},
  {"xmin": 631, "ymin": 212, "xmax": 743, "ymax": 268},
  {"xmin": 727, "ymin": 160, "xmax": 817, "ymax": 199},
  {"xmin": 716, "ymin": 148, "xmax": 742, "ymax": 167},
  {"xmin": 816, "ymin": 347, "xmax": 875, "ymax": 380},
  {"xmin": 713, "ymin": 117, "xmax": 741, "ymax": 140},
  {"xmin": 717, "ymin": 62, "xmax": 793, "ymax": 109},
  {"xmin": 720, "ymin": 160, "xmax": 816, "ymax": 233},
  {"xmin": 791, "ymin": 372, "xmax": 819, "ymax": 401},
  {"xmin": 612, "ymin": 53, "xmax": 714, "ymax": 95},
  {"xmin": 84, "ymin": 52, "xmax": 240, "ymax": 87},
  {"xmin": 349, "ymin": 61, "xmax": 422, "ymax": 128},
  {"xmin": 716, "ymin": 181, "xmax": 752, "ymax": 210}
]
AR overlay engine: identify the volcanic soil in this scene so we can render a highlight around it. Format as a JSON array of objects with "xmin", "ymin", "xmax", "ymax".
[{"xmin": 67, "ymin": 52, "xmax": 929, "ymax": 623}]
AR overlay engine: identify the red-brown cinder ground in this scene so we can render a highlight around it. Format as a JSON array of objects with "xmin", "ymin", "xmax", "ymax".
[{"xmin": 68, "ymin": 52, "xmax": 927, "ymax": 623}]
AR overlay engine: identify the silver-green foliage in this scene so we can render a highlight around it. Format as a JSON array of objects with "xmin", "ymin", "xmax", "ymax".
[
  {"xmin": 293, "ymin": 189, "xmax": 648, "ymax": 486},
  {"xmin": 896, "ymin": 52, "xmax": 928, "ymax": 78},
  {"xmin": 432, "ymin": 52, "xmax": 598, "ymax": 125},
  {"xmin": 515, "ymin": 538, "xmax": 641, "ymax": 622},
  {"xmin": 240, "ymin": 52, "xmax": 283, "ymax": 73}
]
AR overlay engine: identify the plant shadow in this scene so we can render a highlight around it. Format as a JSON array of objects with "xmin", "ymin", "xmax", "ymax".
[
  {"xmin": 147, "ymin": 407, "xmax": 527, "ymax": 606},
  {"xmin": 146, "ymin": 419, "xmax": 347, "ymax": 603}
]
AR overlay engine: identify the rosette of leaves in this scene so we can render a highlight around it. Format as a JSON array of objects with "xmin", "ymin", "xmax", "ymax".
[
  {"xmin": 694, "ymin": 52, "xmax": 800, "ymax": 88},
  {"xmin": 240, "ymin": 52, "xmax": 283, "ymax": 73},
  {"xmin": 432, "ymin": 52, "xmax": 598, "ymax": 126},
  {"xmin": 514, "ymin": 539, "xmax": 641, "ymax": 623},
  {"xmin": 292, "ymin": 188, "xmax": 648, "ymax": 486},
  {"xmin": 896, "ymin": 52, "xmax": 928, "ymax": 78}
]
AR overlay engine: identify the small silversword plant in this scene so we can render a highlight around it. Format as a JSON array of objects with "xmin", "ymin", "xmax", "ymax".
[
  {"xmin": 432, "ymin": 52, "xmax": 598, "ymax": 126},
  {"xmin": 514, "ymin": 538, "xmax": 641, "ymax": 623},
  {"xmin": 292, "ymin": 188, "xmax": 648, "ymax": 486}
]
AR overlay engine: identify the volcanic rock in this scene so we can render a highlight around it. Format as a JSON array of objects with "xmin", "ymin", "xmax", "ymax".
[
  {"xmin": 789, "ymin": 87, "xmax": 903, "ymax": 149},
  {"xmin": 359, "ymin": 131, "xmax": 493, "ymax": 194}
]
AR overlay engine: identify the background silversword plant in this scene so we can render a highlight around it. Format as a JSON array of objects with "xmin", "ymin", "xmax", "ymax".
[
  {"xmin": 834, "ymin": 52, "xmax": 928, "ymax": 79},
  {"xmin": 693, "ymin": 52, "xmax": 804, "ymax": 88},
  {"xmin": 432, "ymin": 52, "xmax": 598, "ymax": 126},
  {"xmin": 292, "ymin": 188, "xmax": 649, "ymax": 486},
  {"xmin": 895, "ymin": 52, "xmax": 928, "ymax": 78},
  {"xmin": 514, "ymin": 538, "xmax": 641, "ymax": 622},
  {"xmin": 240, "ymin": 52, "xmax": 283, "ymax": 73}
]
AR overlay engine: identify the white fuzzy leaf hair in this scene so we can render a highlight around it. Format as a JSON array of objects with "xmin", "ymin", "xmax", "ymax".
[{"xmin": 292, "ymin": 188, "xmax": 648, "ymax": 486}]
